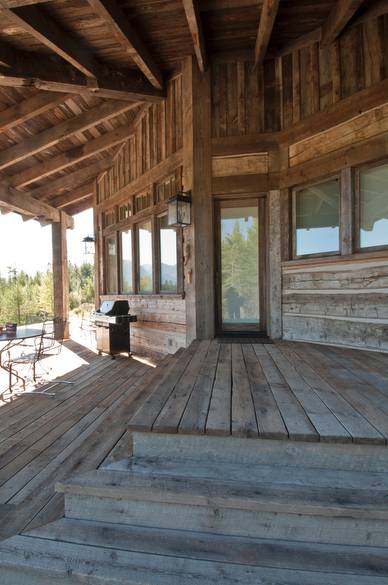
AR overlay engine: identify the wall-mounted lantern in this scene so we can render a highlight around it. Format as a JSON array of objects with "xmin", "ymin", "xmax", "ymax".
[
  {"xmin": 167, "ymin": 191, "xmax": 192, "ymax": 228},
  {"xmin": 82, "ymin": 235, "xmax": 96, "ymax": 255}
]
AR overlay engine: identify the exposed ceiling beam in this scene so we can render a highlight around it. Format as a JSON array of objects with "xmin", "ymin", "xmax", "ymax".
[
  {"xmin": 253, "ymin": 0, "xmax": 280, "ymax": 69},
  {"xmin": 182, "ymin": 0, "xmax": 207, "ymax": 73},
  {"xmin": 87, "ymin": 0, "xmax": 163, "ymax": 89},
  {"xmin": 0, "ymin": 92, "xmax": 69, "ymax": 132},
  {"xmin": 61, "ymin": 195, "xmax": 94, "ymax": 216},
  {"xmin": 0, "ymin": 100, "xmax": 138, "ymax": 171},
  {"xmin": 200, "ymin": 0, "xmax": 260, "ymax": 9},
  {"xmin": 8, "ymin": 120, "xmax": 139, "ymax": 187},
  {"xmin": 0, "ymin": 45, "xmax": 164, "ymax": 102},
  {"xmin": 0, "ymin": 180, "xmax": 73, "ymax": 226},
  {"xmin": 30, "ymin": 156, "xmax": 114, "ymax": 201},
  {"xmin": 321, "ymin": 0, "xmax": 366, "ymax": 46},
  {"xmin": 0, "ymin": 3, "xmax": 98, "ymax": 78},
  {"xmin": 51, "ymin": 182, "xmax": 95, "ymax": 209},
  {"xmin": 350, "ymin": 0, "xmax": 388, "ymax": 26}
]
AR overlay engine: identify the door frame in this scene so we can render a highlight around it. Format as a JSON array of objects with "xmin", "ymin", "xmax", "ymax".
[{"xmin": 214, "ymin": 195, "xmax": 267, "ymax": 336}]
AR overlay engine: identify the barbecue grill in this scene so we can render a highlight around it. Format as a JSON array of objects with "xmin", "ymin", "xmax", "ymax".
[{"xmin": 94, "ymin": 300, "xmax": 137, "ymax": 357}]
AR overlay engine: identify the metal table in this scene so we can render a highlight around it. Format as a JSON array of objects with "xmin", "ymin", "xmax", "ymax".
[{"xmin": 0, "ymin": 327, "xmax": 43, "ymax": 392}]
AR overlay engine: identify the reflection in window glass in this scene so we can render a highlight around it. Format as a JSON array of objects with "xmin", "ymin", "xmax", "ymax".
[
  {"xmin": 295, "ymin": 179, "xmax": 340, "ymax": 257},
  {"xmin": 159, "ymin": 215, "xmax": 177, "ymax": 292},
  {"xmin": 221, "ymin": 205, "xmax": 260, "ymax": 327},
  {"xmin": 105, "ymin": 236, "xmax": 117, "ymax": 293},
  {"xmin": 138, "ymin": 221, "xmax": 153, "ymax": 293},
  {"xmin": 360, "ymin": 164, "xmax": 388, "ymax": 249},
  {"xmin": 121, "ymin": 230, "xmax": 132, "ymax": 293}
]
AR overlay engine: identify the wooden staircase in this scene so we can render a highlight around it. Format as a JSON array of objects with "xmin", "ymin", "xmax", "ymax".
[{"xmin": 1, "ymin": 428, "xmax": 388, "ymax": 583}]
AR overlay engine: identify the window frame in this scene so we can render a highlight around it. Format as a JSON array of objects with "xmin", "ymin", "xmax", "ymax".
[
  {"xmin": 292, "ymin": 174, "xmax": 342, "ymax": 260},
  {"xmin": 157, "ymin": 212, "xmax": 182, "ymax": 295},
  {"xmin": 104, "ymin": 233, "xmax": 119, "ymax": 294},
  {"xmin": 354, "ymin": 159, "xmax": 388, "ymax": 253},
  {"xmin": 119, "ymin": 228, "xmax": 134, "ymax": 294}
]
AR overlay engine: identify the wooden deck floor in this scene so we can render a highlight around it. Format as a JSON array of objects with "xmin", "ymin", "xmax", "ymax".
[
  {"xmin": 0, "ymin": 339, "xmax": 162, "ymax": 541},
  {"xmin": 128, "ymin": 339, "xmax": 388, "ymax": 445},
  {"xmin": 1, "ymin": 336, "xmax": 388, "ymax": 542}
]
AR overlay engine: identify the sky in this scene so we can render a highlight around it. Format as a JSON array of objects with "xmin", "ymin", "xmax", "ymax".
[{"xmin": 0, "ymin": 209, "xmax": 94, "ymax": 277}]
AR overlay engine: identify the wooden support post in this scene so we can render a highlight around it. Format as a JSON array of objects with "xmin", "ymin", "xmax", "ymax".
[
  {"xmin": 267, "ymin": 190, "xmax": 282, "ymax": 339},
  {"xmin": 52, "ymin": 211, "xmax": 70, "ymax": 340},
  {"xmin": 182, "ymin": 56, "xmax": 214, "ymax": 342},
  {"xmin": 341, "ymin": 167, "xmax": 354, "ymax": 256}
]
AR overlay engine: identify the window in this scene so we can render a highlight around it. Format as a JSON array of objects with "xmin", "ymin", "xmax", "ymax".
[
  {"xmin": 358, "ymin": 163, "xmax": 388, "ymax": 250},
  {"xmin": 105, "ymin": 236, "xmax": 118, "ymax": 293},
  {"xmin": 159, "ymin": 215, "xmax": 178, "ymax": 292},
  {"xmin": 135, "ymin": 190, "xmax": 152, "ymax": 213},
  {"xmin": 104, "ymin": 208, "xmax": 116, "ymax": 228},
  {"xmin": 138, "ymin": 220, "xmax": 153, "ymax": 293},
  {"xmin": 120, "ymin": 230, "xmax": 133, "ymax": 293},
  {"xmin": 119, "ymin": 203, "xmax": 131, "ymax": 221},
  {"xmin": 294, "ymin": 178, "xmax": 340, "ymax": 258}
]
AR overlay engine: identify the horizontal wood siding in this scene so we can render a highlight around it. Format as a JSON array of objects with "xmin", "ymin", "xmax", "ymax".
[
  {"xmin": 101, "ymin": 295, "xmax": 186, "ymax": 356},
  {"xmin": 282, "ymin": 259, "xmax": 388, "ymax": 351}
]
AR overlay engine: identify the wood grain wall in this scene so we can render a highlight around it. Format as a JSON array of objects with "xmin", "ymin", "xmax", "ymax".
[
  {"xmin": 95, "ymin": 74, "xmax": 186, "ymax": 356},
  {"xmin": 211, "ymin": 15, "xmax": 388, "ymax": 138},
  {"xmin": 282, "ymin": 258, "xmax": 388, "ymax": 351}
]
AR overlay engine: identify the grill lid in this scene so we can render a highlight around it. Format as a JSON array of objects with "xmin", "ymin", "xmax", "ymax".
[{"xmin": 97, "ymin": 300, "xmax": 129, "ymax": 316}]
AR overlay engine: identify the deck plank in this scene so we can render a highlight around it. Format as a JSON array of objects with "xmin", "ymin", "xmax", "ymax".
[
  {"xmin": 242, "ymin": 344, "xmax": 288, "ymax": 440},
  {"xmin": 206, "ymin": 344, "xmax": 232, "ymax": 436},
  {"xmin": 231, "ymin": 344, "xmax": 258, "ymax": 438},
  {"xmin": 253, "ymin": 345, "xmax": 319, "ymax": 441},
  {"xmin": 179, "ymin": 341, "xmax": 220, "ymax": 434}
]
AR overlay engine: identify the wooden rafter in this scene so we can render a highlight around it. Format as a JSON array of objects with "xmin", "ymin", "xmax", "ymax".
[
  {"xmin": 321, "ymin": 0, "xmax": 366, "ymax": 46},
  {"xmin": 0, "ymin": 3, "xmax": 99, "ymax": 78},
  {"xmin": 9, "ymin": 121, "xmax": 139, "ymax": 188},
  {"xmin": 0, "ymin": 100, "xmax": 137, "ymax": 171},
  {"xmin": 0, "ymin": 45, "xmax": 164, "ymax": 102},
  {"xmin": 51, "ymin": 183, "xmax": 95, "ymax": 209},
  {"xmin": 0, "ymin": 92, "xmax": 70, "ymax": 132},
  {"xmin": 62, "ymin": 195, "xmax": 94, "ymax": 216},
  {"xmin": 31, "ymin": 157, "xmax": 114, "ymax": 201},
  {"xmin": 0, "ymin": 180, "xmax": 73, "ymax": 226},
  {"xmin": 253, "ymin": 0, "xmax": 280, "ymax": 69},
  {"xmin": 182, "ymin": 0, "xmax": 207, "ymax": 73},
  {"xmin": 87, "ymin": 0, "xmax": 163, "ymax": 89}
]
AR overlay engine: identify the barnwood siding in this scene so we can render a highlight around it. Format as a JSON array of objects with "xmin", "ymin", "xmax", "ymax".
[
  {"xmin": 100, "ymin": 295, "xmax": 186, "ymax": 356},
  {"xmin": 96, "ymin": 75, "xmax": 186, "ymax": 355},
  {"xmin": 211, "ymin": 15, "xmax": 388, "ymax": 139},
  {"xmin": 282, "ymin": 259, "xmax": 388, "ymax": 351}
]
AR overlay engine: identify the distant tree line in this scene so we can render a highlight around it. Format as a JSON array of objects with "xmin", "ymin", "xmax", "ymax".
[{"xmin": 0, "ymin": 263, "xmax": 94, "ymax": 325}]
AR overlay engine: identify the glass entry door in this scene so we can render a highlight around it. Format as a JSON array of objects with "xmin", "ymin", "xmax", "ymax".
[{"xmin": 215, "ymin": 199, "xmax": 265, "ymax": 334}]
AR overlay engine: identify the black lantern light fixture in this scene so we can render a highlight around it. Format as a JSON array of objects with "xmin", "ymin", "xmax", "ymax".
[
  {"xmin": 82, "ymin": 235, "xmax": 96, "ymax": 255},
  {"xmin": 167, "ymin": 191, "xmax": 192, "ymax": 228}
]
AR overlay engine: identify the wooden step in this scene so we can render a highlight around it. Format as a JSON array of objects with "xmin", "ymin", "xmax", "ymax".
[
  {"xmin": 0, "ymin": 518, "xmax": 387, "ymax": 585},
  {"xmin": 57, "ymin": 468, "xmax": 388, "ymax": 546},
  {"xmin": 130, "ymin": 430, "xmax": 388, "ymax": 472}
]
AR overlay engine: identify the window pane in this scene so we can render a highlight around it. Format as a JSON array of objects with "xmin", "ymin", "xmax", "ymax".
[
  {"xmin": 221, "ymin": 205, "xmax": 260, "ymax": 327},
  {"xmin": 120, "ymin": 230, "xmax": 132, "ymax": 293},
  {"xmin": 138, "ymin": 221, "xmax": 153, "ymax": 293},
  {"xmin": 295, "ymin": 179, "xmax": 340, "ymax": 257},
  {"xmin": 105, "ymin": 236, "xmax": 117, "ymax": 293},
  {"xmin": 360, "ymin": 164, "xmax": 388, "ymax": 249},
  {"xmin": 159, "ymin": 215, "xmax": 177, "ymax": 292}
]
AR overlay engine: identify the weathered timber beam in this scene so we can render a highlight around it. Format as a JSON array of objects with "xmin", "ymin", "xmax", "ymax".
[
  {"xmin": 50, "ymin": 182, "xmax": 94, "ymax": 209},
  {"xmin": 0, "ymin": 3, "xmax": 98, "ymax": 78},
  {"xmin": 0, "ymin": 92, "xmax": 70, "ymax": 132},
  {"xmin": 253, "ymin": 0, "xmax": 280, "ymax": 69},
  {"xmin": 62, "ymin": 195, "xmax": 94, "ymax": 216},
  {"xmin": 321, "ymin": 0, "xmax": 366, "ymax": 46},
  {"xmin": 31, "ymin": 156, "xmax": 114, "ymax": 201},
  {"xmin": 182, "ymin": 0, "xmax": 207, "ymax": 73},
  {"xmin": 0, "ymin": 181, "xmax": 73, "ymax": 226},
  {"xmin": 87, "ymin": 0, "xmax": 163, "ymax": 89},
  {"xmin": 200, "ymin": 0, "xmax": 260, "ymax": 9},
  {"xmin": 9, "ymin": 121, "xmax": 139, "ymax": 187},
  {"xmin": 0, "ymin": 100, "xmax": 137, "ymax": 171},
  {"xmin": 350, "ymin": 0, "xmax": 388, "ymax": 26},
  {"xmin": 0, "ymin": 46, "xmax": 164, "ymax": 102}
]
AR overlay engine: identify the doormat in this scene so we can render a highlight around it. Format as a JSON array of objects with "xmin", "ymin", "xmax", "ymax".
[{"xmin": 217, "ymin": 337, "xmax": 273, "ymax": 344}]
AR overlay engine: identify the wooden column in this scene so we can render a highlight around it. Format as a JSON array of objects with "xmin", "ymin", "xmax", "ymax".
[
  {"xmin": 52, "ymin": 211, "xmax": 70, "ymax": 339},
  {"xmin": 267, "ymin": 189, "xmax": 282, "ymax": 339},
  {"xmin": 182, "ymin": 56, "xmax": 214, "ymax": 342},
  {"xmin": 341, "ymin": 167, "xmax": 354, "ymax": 256}
]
